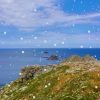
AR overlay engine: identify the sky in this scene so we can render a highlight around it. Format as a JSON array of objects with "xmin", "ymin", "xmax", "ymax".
[{"xmin": 0, "ymin": 0, "xmax": 100, "ymax": 48}]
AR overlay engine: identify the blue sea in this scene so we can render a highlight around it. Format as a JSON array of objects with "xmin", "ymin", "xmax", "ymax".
[{"xmin": 0, "ymin": 48, "xmax": 100, "ymax": 86}]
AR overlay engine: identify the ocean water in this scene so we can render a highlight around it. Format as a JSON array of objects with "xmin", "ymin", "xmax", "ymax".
[{"xmin": 0, "ymin": 48, "xmax": 100, "ymax": 86}]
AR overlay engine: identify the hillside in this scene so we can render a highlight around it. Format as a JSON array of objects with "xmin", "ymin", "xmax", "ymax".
[{"xmin": 0, "ymin": 55, "xmax": 100, "ymax": 100}]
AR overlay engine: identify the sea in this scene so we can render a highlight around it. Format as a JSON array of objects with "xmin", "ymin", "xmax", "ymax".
[{"xmin": 0, "ymin": 48, "xmax": 100, "ymax": 86}]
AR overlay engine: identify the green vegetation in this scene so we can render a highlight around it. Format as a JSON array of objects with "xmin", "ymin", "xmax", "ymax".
[{"xmin": 0, "ymin": 55, "xmax": 100, "ymax": 100}]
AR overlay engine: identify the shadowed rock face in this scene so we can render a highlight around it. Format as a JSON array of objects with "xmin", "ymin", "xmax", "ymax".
[{"xmin": 20, "ymin": 66, "xmax": 41, "ymax": 82}]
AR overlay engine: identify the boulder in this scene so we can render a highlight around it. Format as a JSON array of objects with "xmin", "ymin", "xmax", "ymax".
[{"xmin": 20, "ymin": 66, "xmax": 41, "ymax": 82}]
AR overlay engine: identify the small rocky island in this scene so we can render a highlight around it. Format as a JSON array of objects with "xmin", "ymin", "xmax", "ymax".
[
  {"xmin": 0, "ymin": 55, "xmax": 100, "ymax": 100},
  {"xmin": 47, "ymin": 54, "xmax": 59, "ymax": 60}
]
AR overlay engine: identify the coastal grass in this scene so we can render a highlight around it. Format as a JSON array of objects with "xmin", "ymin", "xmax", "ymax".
[{"xmin": 0, "ymin": 56, "xmax": 100, "ymax": 100}]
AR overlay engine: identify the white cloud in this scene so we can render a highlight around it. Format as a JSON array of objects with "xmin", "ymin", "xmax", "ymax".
[
  {"xmin": 0, "ymin": 0, "xmax": 100, "ymax": 31},
  {"xmin": 0, "ymin": 31, "xmax": 100, "ymax": 48}
]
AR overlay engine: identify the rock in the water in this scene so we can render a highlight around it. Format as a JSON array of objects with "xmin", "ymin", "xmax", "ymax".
[
  {"xmin": 47, "ymin": 55, "xmax": 59, "ymax": 60},
  {"xmin": 44, "ymin": 51, "xmax": 48, "ymax": 54}
]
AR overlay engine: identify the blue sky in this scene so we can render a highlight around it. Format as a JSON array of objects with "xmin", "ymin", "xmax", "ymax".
[{"xmin": 0, "ymin": 0, "xmax": 100, "ymax": 48}]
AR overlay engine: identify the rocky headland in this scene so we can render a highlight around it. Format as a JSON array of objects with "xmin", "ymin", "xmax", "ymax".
[{"xmin": 0, "ymin": 55, "xmax": 100, "ymax": 100}]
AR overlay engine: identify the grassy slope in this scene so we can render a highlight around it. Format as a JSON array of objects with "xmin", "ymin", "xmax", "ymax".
[{"xmin": 0, "ymin": 57, "xmax": 100, "ymax": 100}]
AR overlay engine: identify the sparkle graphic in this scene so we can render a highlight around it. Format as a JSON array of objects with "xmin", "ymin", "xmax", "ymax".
[
  {"xmin": 4, "ymin": 31, "xmax": 7, "ymax": 35},
  {"xmin": 20, "ymin": 37, "xmax": 24, "ymax": 40},
  {"xmin": 21, "ymin": 51, "xmax": 25, "ymax": 54},
  {"xmin": 80, "ymin": 45, "xmax": 84, "ymax": 48}
]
